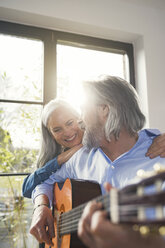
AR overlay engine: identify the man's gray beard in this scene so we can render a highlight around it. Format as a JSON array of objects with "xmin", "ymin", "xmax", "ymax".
[{"xmin": 82, "ymin": 125, "xmax": 104, "ymax": 150}]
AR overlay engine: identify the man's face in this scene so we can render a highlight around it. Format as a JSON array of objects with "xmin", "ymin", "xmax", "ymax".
[{"xmin": 81, "ymin": 101, "xmax": 105, "ymax": 149}]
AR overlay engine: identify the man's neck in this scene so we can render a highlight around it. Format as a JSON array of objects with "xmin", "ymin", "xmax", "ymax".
[{"xmin": 100, "ymin": 128, "xmax": 138, "ymax": 162}]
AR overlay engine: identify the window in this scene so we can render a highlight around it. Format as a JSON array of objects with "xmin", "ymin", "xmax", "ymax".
[
  {"xmin": 0, "ymin": 21, "xmax": 135, "ymax": 248},
  {"xmin": 0, "ymin": 34, "xmax": 43, "ymax": 172},
  {"xmin": 57, "ymin": 43, "xmax": 129, "ymax": 110}
]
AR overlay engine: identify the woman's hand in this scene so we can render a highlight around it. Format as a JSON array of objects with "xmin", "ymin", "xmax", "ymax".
[
  {"xmin": 146, "ymin": 134, "xmax": 165, "ymax": 158},
  {"xmin": 57, "ymin": 144, "xmax": 83, "ymax": 165}
]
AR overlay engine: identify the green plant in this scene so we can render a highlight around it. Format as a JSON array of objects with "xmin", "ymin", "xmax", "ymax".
[{"xmin": 0, "ymin": 126, "xmax": 38, "ymax": 247}]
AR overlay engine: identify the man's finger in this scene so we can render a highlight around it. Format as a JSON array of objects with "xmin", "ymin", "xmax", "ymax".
[
  {"xmin": 78, "ymin": 218, "xmax": 95, "ymax": 248},
  {"xmin": 104, "ymin": 182, "xmax": 113, "ymax": 192},
  {"xmin": 38, "ymin": 227, "xmax": 54, "ymax": 246},
  {"xmin": 30, "ymin": 228, "xmax": 43, "ymax": 244},
  {"xmin": 47, "ymin": 216, "xmax": 55, "ymax": 239},
  {"xmin": 90, "ymin": 210, "xmax": 108, "ymax": 235},
  {"xmin": 82, "ymin": 201, "xmax": 102, "ymax": 220}
]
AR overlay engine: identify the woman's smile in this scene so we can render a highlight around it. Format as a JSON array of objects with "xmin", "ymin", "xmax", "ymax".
[{"xmin": 64, "ymin": 134, "xmax": 77, "ymax": 142}]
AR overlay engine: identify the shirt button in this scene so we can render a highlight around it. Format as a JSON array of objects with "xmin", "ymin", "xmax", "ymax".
[{"xmin": 111, "ymin": 165, "xmax": 115, "ymax": 169}]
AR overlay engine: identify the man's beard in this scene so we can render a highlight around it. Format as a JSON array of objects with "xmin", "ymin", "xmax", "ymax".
[{"xmin": 82, "ymin": 121, "xmax": 104, "ymax": 150}]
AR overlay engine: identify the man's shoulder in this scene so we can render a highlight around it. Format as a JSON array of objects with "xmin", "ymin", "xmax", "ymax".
[
  {"xmin": 130, "ymin": 128, "xmax": 161, "ymax": 154},
  {"xmin": 139, "ymin": 128, "xmax": 161, "ymax": 138}
]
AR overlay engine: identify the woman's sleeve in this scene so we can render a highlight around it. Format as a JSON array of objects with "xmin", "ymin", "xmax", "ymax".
[{"xmin": 22, "ymin": 157, "xmax": 60, "ymax": 198}]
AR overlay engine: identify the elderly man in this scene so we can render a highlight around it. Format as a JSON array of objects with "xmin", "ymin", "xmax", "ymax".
[{"xmin": 30, "ymin": 76, "xmax": 165, "ymax": 246}]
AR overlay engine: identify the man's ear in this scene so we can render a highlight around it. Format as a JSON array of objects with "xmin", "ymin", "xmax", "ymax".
[{"xmin": 97, "ymin": 104, "xmax": 109, "ymax": 121}]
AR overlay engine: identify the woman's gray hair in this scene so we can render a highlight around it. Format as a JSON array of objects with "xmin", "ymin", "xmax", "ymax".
[
  {"xmin": 37, "ymin": 99, "xmax": 80, "ymax": 168},
  {"xmin": 83, "ymin": 75, "xmax": 146, "ymax": 141}
]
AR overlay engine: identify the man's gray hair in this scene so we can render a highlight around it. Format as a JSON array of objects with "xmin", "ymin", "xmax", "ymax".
[
  {"xmin": 83, "ymin": 75, "xmax": 145, "ymax": 141},
  {"xmin": 37, "ymin": 99, "xmax": 79, "ymax": 168}
]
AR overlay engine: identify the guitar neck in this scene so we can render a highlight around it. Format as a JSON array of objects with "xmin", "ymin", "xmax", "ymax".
[{"xmin": 55, "ymin": 171, "xmax": 165, "ymax": 237}]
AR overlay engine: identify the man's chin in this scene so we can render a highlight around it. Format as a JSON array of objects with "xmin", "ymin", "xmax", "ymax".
[{"xmin": 82, "ymin": 132, "xmax": 100, "ymax": 150}]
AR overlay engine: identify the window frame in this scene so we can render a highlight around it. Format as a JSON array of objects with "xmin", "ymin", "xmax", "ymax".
[{"xmin": 0, "ymin": 20, "xmax": 135, "ymax": 105}]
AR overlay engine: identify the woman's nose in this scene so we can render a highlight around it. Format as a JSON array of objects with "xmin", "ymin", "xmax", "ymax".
[{"xmin": 63, "ymin": 127, "xmax": 73, "ymax": 136}]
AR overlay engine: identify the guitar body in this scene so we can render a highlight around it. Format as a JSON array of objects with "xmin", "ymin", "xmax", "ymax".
[
  {"xmin": 44, "ymin": 171, "xmax": 165, "ymax": 248},
  {"xmin": 45, "ymin": 179, "xmax": 101, "ymax": 248}
]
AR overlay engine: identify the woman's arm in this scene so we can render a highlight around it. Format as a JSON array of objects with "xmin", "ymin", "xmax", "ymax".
[
  {"xmin": 22, "ymin": 156, "xmax": 60, "ymax": 198},
  {"xmin": 22, "ymin": 144, "xmax": 82, "ymax": 198}
]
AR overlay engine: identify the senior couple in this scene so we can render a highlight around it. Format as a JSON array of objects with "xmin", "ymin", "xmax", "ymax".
[{"xmin": 23, "ymin": 75, "xmax": 165, "ymax": 248}]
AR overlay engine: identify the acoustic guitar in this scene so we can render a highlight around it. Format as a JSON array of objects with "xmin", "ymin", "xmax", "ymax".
[{"xmin": 45, "ymin": 171, "xmax": 165, "ymax": 248}]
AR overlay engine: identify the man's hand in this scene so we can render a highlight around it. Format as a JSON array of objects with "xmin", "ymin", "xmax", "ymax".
[
  {"xmin": 146, "ymin": 134, "xmax": 165, "ymax": 158},
  {"xmin": 78, "ymin": 201, "xmax": 103, "ymax": 248},
  {"xmin": 30, "ymin": 205, "xmax": 55, "ymax": 246},
  {"xmin": 78, "ymin": 200, "xmax": 130, "ymax": 248}
]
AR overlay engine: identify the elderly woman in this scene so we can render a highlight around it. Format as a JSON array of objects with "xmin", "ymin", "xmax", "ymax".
[{"xmin": 22, "ymin": 99, "xmax": 84, "ymax": 198}]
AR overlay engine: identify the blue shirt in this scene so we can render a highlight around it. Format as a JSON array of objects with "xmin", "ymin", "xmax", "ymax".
[{"xmin": 32, "ymin": 129, "xmax": 165, "ymax": 206}]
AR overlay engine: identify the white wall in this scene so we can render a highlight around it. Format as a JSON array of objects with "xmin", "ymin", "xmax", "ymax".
[{"xmin": 0, "ymin": 0, "xmax": 165, "ymax": 131}]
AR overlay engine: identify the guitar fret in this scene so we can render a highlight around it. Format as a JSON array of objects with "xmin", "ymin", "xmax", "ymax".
[
  {"xmin": 137, "ymin": 185, "xmax": 145, "ymax": 221},
  {"xmin": 110, "ymin": 188, "xmax": 119, "ymax": 224},
  {"xmin": 155, "ymin": 179, "xmax": 164, "ymax": 219}
]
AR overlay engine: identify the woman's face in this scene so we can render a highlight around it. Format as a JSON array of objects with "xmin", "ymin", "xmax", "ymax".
[{"xmin": 47, "ymin": 106, "xmax": 84, "ymax": 149}]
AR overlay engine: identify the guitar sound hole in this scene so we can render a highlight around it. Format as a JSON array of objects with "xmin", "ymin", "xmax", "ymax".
[{"xmin": 60, "ymin": 204, "xmax": 65, "ymax": 213}]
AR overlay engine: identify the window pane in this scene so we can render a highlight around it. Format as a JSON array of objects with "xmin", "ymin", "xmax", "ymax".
[
  {"xmin": 0, "ymin": 102, "xmax": 42, "ymax": 173},
  {"xmin": 0, "ymin": 175, "xmax": 38, "ymax": 248},
  {"xmin": 0, "ymin": 34, "xmax": 43, "ymax": 102},
  {"xmin": 57, "ymin": 44, "xmax": 129, "ymax": 110}
]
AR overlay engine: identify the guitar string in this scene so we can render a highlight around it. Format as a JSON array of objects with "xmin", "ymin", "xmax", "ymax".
[
  {"xmin": 57, "ymin": 194, "xmax": 109, "ymax": 235},
  {"xmin": 57, "ymin": 199, "xmax": 159, "ymax": 235},
  {"xmin": 58, "ymin": 203, "xmax": 163, "ymax": 236},
  {"xmin": 62, "ymin": 193, "xmax": 107, "ymax": 217},
  {"xmin": 58, "ymin": 194, "xmax": 162, "ymax": 226},
  {"xmin": 59, "ymin": 204, "xmax": 141, "ymax": 227},
  {"xmin": 57, "ymin": 202, "xmax": 156, "ymax": 235},
  {"xmin": 58, "ymin": 190, "xmax": 165, "ymax": 224},
  {"xmin": 59, "ymin": 193, "xmax": 108, "ymax": 222}
]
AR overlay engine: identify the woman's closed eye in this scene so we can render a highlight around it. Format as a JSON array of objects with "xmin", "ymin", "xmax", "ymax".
[
  {"xmin": 66, "ymin": 119, "xmax": 74, "ymax": 126},
  {"xmin": 52, "ymin": 128, "xmax": 62, "ymax": 133}
]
